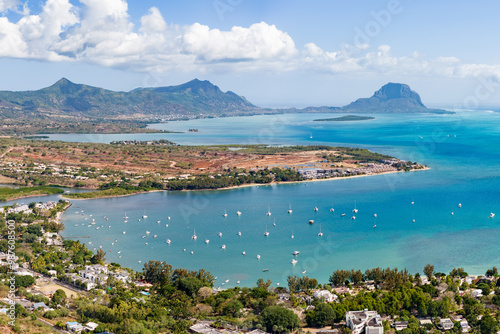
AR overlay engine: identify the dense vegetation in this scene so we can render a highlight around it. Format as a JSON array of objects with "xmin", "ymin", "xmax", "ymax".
[{"xmin": 0, "ymin": 186, "xmax": 64, "ymax": 202}]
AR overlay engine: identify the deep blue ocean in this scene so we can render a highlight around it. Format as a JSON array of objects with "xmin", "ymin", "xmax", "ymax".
[{"xmin": 25, "ymin": 111, "xmax": 500, "ymax": 288}]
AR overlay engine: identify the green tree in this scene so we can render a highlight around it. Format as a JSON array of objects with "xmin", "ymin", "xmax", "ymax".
[
  {"xmin": 91, "ymin": 248, "xmax": 106, "ymax": 264},
  {"xmin": 351, "ymin": 269, "xmax": 364, "ymax": 285},
  {"xmin": 424, "ymin": 264, "xmax": 434, "ymax": 280},
  {"xmin": 177, "ymin": 276, "xmax": 206, "ymax": 296},
  {"xmin": 480, "ymin": 313, "xmax": 499, "ymax": 334},
  {"xmin": 306, "ymin": 303, "xmax": 335, "ymax": 327},
  {"xmin": 485, "ymin": 267, "xmax": 498, "ymax": 277},
  {"xmin": 15, "ymin": 275, "xmax": 35, "ymax": 288},
  {"xmin": 143, "ymin": 261, "xmax": 173, "ymax": 284},
  {"xmin": 51, "ymin": 289, "xmax": 66, "ymax": 305},
  {"xmin": 260, "ymin": 306, "xmax": 300, "ymax": 333},
  {"xmin": 222, "ymin": 300, "xmax": 243, "ymax": 317},
  {"xmin": 256, "ymin": 278, "xmax": 273, "ymax": 291},
  {"xmin": 329, "ymin": 269, "xmax": 351, "ymax": 286}
]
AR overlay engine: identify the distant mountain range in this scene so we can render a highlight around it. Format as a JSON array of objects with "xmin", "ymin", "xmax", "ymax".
[
  {"xmin": 0, "ymin": 79, "xmax": 451, "ymax": 122},
  {"xmin": 0, "ymin": 78, "xmax": 258, "ymax": 120}
]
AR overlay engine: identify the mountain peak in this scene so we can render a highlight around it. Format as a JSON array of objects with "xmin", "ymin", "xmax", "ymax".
[
  {"xmin": 44, "ymin": 77, "xmax": 83, "ymax": 94},
  {"xmin": 341, "ymin": 82, "xmax": 435, "ymax": 113},
  {"xmin": 372, "ymin": 82, "xmax": 423, "ymax": 106}
]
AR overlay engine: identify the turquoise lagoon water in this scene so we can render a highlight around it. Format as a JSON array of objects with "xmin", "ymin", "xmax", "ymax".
[{"xmin": 43, "ymin": 111, "xmax": 500, "ymax": 288}]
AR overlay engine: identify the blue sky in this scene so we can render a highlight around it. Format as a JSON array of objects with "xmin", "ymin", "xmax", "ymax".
[{"xmin": 1, "ymin": 0, "xmax": 500, "ymax": 108}]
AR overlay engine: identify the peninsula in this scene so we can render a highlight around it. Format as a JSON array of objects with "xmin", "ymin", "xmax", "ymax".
[
  {"xmin": 314, "ymin": 115, "xmax": 375, "ymax": 122},
  {"xmin": 0, "ymin": 138, "xmax": 426, "ymax": 199}
]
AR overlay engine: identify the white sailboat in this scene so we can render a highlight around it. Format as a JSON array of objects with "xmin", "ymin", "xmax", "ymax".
[
  {"xmin": 291, "ymin": 259, "xmax": 298, "ymax": 265},
  {"xmin": 218, "ymin": 232, "xmax": 222, "ymax": 237},
  {"xmin": 490, "ymin": 213, "xmax": 496, "ymax": 218},
  {"xmin": 314, "ymin": 202, "xmax": 318, "ymax": 211},
  {"xmin": 352, "ymin": 200, "xmax": 358, "ymax": 213},
  {"xmin": 266, "ymin": 205, "xmax": 272, "ymax": 216},
  {"xmin": 142, "ymin": 210, "xmax": 148, "ymax": 218},
  {"xmin": 288, "ymin": 203, "xmax": 293, "ymax": 213},
  {"xmin": 236, "ymin": 211, "xmax": 242, "ymax": 215},
  {"xmin": 264, "ymin": 225, "xmax": 269, "ymax": 236},
  {"xmin": 330, "ymin": 201, "xmax": 334, "ymax": 212},
  {"xmin": 223, "ymin": 210, "xmax": 228, "ymax": 217},
  {"xmin": 205, "ymin": 239, "xmax": 209, "ymax": 244},
  {"xmin": 221, "ymin": 245, "xmax": 226, "ymax": 250},
  {"xmin": 191, "ymin": 229, "xmax": 197, "ymax": 240},
  {"xmin": 293, "ymin": 250, "xmax": 300, "ymax": 255},
  {"xmin": 291, "ymin": 229, "xmax": 294, "ymax": 239},
  {"xmin": 166, "ymin": 239, "xmax": 171, "ymax": 244},
  {"xmin": 318, "ymin": 224, "xmax": 323, "ymax": 237},
  {"xmin": 257, "ymin": 254, "xmax": 261, "ymax": 259}
]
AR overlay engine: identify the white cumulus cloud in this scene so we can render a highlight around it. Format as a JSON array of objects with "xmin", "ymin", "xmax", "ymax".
[
  {"xmin": 0, "ymin": 0, "xmax": 20, "ymax": 13},
  {"xmin": 1, "ymin": 0, "xmax": 500, "ymax": 84},
  {"xmin": 183, "ymin": 22, "xmax": 296, "ymax": 61}
]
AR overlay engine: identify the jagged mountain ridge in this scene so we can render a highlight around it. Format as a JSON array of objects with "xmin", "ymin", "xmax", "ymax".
[{"xmin": 0, "ymin": 78, "xmax": 258, "ymax": 118}]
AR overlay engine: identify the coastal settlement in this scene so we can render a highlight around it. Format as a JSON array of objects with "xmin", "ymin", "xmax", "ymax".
[{"xmin": 0, "ymin": 200, "xmax": 499, "ymax": 333}]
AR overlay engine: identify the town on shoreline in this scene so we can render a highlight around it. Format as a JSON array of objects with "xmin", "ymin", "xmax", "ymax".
[{"xmin": 0, "ymin": 199, "xmax": 499, "ymax": 334}]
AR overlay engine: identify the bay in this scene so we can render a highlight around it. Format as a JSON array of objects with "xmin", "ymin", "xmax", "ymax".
[{"xmin": 50, "ymin": 111, "xmax": 500, "ymax": 288}]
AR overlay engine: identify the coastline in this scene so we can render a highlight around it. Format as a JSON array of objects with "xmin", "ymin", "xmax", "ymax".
[
  {"xmin": 0, "ymin": 189, "xmax": 65, "ymax": 202},
  {"xmin": 60, "ymin": 167, "xmax": 430, "ymax": 199},
  {"xmin": 203, "ymin": 167, "xmax": 430, "ymax": 192},
  {"xmin": 61, "ymin": 189, "xmax": 163, "ymax": 200}
]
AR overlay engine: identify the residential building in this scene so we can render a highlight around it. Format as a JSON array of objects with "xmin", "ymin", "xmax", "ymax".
[
  {"xmin": 392, "ymin": 321, "xmax": 408, "ymax": 331},
  {"xmin": 472, "ymin": 289, "xmax": 483, "ymax": 298},
  {"xmin": 66, "ymin": 321, "xmax": 84, "ymax": 332},
  {"xmin": 346, "ymin": 310, "xmax": 383, "ymax": 334},
  {"xmin": 85, "ymin": 322, "xmax": 99, "ymax": 331},
  {"xmin": 419, "ymin": 318, "xmax": 433, "ymax": 327},
  {"xmin": 460, "ymin": 320, "xmax": 470, "ymax": 333},
  {"xmin": 314, "ymin": 290, "xmax": 338, "ymax": 303},
  {"xmin": 440, "ymin": 318, "xmax": 454, "ymax": 330}
]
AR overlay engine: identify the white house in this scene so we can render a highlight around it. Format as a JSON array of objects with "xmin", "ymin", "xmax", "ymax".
[
  {"xmin": 472, "ymin": 289, "xmax": 483, "ymax": 298},
  {"xmin": 66, "ymin": 321, "xmax": 84, "ymax": 332},
  {"xmin": 85, "ymin": 322, "xmax": 99, "ymax": 331},
  {"xmin": 460, "ymin": 320, "xmax": 470, "ymax": 333},
  {"xmin": 346, "ymin": 310, "xmax": 383, "ymax": 334},
  {"xmin": 440, "ymin": 318, "xmax": 454, "ymax": 330},
  {"xmin": 313, "ymin": 290, "xmax": 338, "ymax": 303},
  {"xmin": 112, "ymin": 270, "xmax": 131, "ymax": 283}
]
